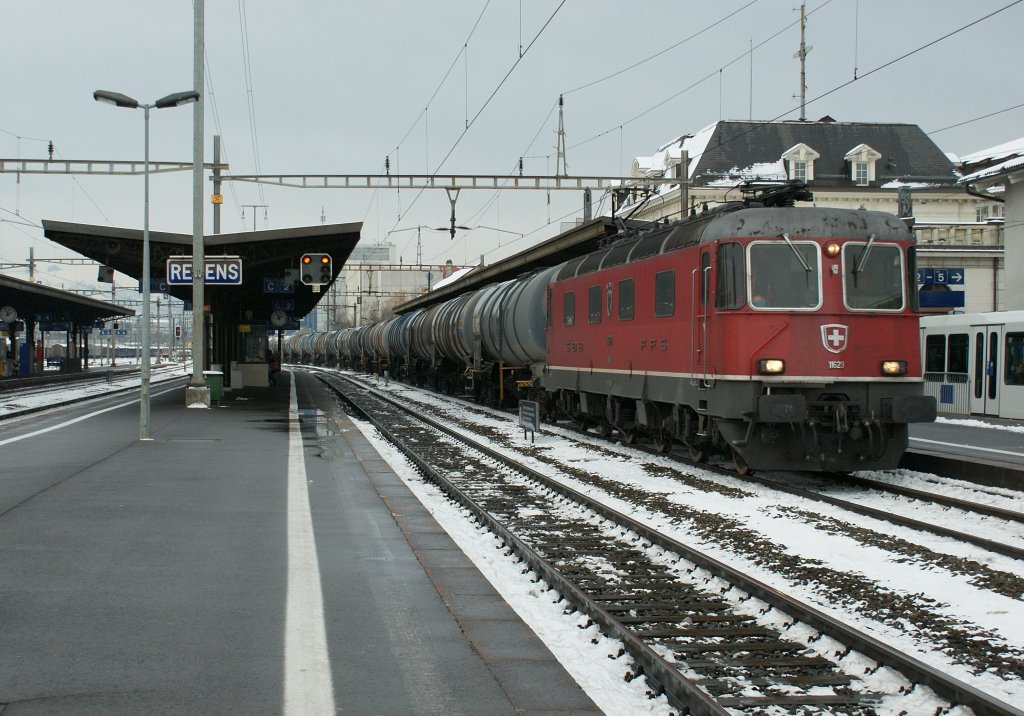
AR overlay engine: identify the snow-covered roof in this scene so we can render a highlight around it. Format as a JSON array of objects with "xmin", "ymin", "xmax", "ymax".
[
  {"xmin": 959, "ymin": 136, "xmax": 1024, "ymax": 164},
  {"xmin": 632, "ymin": 122, "xmax": 718, "ymax": 180},
  {"xmin": 958, "ymin": 136, "xmax": 1024, "ymax": 185},
  {"xmin": 879, "ymin": 180, "xmax": 939, "ymax": 190},
  {"xmin": 704, "ymin": 160, "xmax": 787, "ymax": 188},
  {"xmin": 431, "ymin": 266, "xmax": 474, "ymax": 291}
]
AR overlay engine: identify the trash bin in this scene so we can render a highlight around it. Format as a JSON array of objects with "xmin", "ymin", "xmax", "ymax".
[{"xmin": 203, "ymin": 370, "xmax": 224, "ymax": 404}]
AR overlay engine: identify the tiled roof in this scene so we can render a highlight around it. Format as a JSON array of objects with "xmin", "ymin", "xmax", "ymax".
[{"xmin": 680, "ymin": 120, "xmax": 957, "ymax": 188}]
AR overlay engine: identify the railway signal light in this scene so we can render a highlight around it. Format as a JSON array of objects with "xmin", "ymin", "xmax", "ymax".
[
  {"xmin": 175, "ymin": 326, "xmax": 182, "ymax": 339},
  {"xmin": 300, "ymin": 253, "xmax": 333, "ymax": 285}
]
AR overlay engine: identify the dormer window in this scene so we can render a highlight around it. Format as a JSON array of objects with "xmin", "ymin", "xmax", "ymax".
[
  {"xmin": 854, "ymin": 161, "xmax": 869, "ymax": 185},
  {"xmin": 844, "ymin": 144, "xmax": 882, "ymax": 186},
  {"xmin": 782, "ymin": 143, "xmax": 820, "ymax": 183}
]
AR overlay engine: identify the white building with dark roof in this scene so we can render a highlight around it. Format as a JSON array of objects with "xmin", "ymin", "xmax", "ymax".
[{"xmin": 959, "ymin": 137, "xmax": 1024, "ymax": 311}]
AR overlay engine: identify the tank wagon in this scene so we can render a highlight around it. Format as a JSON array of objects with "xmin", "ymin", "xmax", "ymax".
[{"xmin": 294, "ymin": 184, "xmax": 935, "ymax": 471}]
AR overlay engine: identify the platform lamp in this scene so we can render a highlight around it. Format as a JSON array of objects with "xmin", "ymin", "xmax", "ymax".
[{"xmin": 94, "ymin": 89, "xmax": 199, "ymax": 440}]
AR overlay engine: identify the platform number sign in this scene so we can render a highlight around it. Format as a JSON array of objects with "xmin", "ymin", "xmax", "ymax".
[{"xmin": 917, "ymin": 267, "xmax": 965, "ymax": 286}]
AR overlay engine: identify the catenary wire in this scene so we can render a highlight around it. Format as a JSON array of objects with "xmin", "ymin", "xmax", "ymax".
[
  {"xmin": 929, "ymin": 101, "xmax": 1024, "ymax": 135},
  {"xmin": 566, "ymin": 0, "xmax": 836, "ymax": 155},
  {"xmin": 204, "ymin": 47, "xmax": 245, "ymax": 226},
  {"xmin": 237, "ymin": 0, "xmax": 267, "ymax": 219},
  {"xmin": 562, "ymin": 0, "xmax": 762, "ymax": 96},
  {"xmin": 386, "ymin": 1, "xmax": 566, "ymax": 245}
]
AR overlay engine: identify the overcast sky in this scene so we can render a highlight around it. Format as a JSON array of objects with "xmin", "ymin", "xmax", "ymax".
[{"xmin": 2, "ymin": 0, "xmax": 1022, "ymax": 296}]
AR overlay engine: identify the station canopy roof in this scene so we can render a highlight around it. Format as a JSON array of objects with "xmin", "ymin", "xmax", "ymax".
[
  {"xmin": 397, "ymin": 216, "xmax": 643, "ymax": 314},
  {"xmin": 41, "ymin": 220, "xmax": 361, "ymax": 320},
  {"xmin": 0, "ymin": 272, "xmax": 134, "ymax": 326}
]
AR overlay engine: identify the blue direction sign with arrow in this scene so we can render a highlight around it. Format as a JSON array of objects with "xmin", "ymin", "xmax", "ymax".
[{"xmin": 917, "ymin": 267, "xmax": 965, "ymax": 285}]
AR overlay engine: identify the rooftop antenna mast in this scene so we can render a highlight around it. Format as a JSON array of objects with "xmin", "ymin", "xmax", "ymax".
[{"xmin": 794, "ymin": 2, "xmax": 812, "ymax": 121}]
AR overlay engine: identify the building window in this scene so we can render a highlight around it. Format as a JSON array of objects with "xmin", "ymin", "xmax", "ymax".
[
  {"xmin": 782, "ymin": 143, "xmax": 819, "ymax": 182},
  {"xmin": 977, "ymin": 204, "xmax": 1005, "ymax": 222},
  {"xmin": 855, "ymin": 161, "xmax": 869, "ymax": 186},
  {"xmin": 845, "ymin": 143, "xmax": 881, "ymax": 186}
]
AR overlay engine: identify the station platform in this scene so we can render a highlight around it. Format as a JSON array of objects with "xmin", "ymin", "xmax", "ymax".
[
  {"xmin": 906, "ymin": 417, "xmax": 1024, "ymax": 488},
  {"xmin": 0, "ymin": 370, "xmax": 598, "ymax": 714}
]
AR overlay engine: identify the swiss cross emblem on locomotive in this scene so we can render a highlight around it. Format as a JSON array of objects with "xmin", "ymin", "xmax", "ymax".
[{"xmin": 820, "ymin": 324, "xmax": 848, "ymax": 353}]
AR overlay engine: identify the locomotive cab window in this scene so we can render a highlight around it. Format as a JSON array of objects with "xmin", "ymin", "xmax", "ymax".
[
  {"xmin": 654, "ymin": 270, "xmax": 675, "ymax": 317},
  {"xmin": 747, "ymin": 241, "xmax": 820, "ymax": 309},
  {"xmin": 843, "ymin": 242, "xmax": 904, "ymax": 311},
  {"xmin": 716, "ymin": 242, "xmax": 744, "ymax": 309},
  {"xmin": 563, "ymin": 291, "xmax": 575, "ymax": 326},
  {"xmin": 588, "ymin": 285, "xmax": 602, "ymax": 324}
]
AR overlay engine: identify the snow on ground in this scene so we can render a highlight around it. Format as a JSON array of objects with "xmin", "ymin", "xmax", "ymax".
[
  {"xmin": 937, "ymin": 416, "xmax": 1024, "ymax": 434},
  {"xmin": 0, "ymin": 363, "xmax": 189, "ymax": 418},
  {"xmin": 359, "ymin": 379, "xmax": 1024, "ymax": 710}
]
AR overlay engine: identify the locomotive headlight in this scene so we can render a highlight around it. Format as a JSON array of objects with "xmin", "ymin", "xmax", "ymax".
[
  {"xmin": 881, "ymin": 360, "xmax": 907, "ymax": 376},
  {"xmin": 825, "ymin": 241, "xmax": 841, "ymax": 258},
  {"xmin": 758, "ymin": 358, "xmax": 786, "ymax": 374}
]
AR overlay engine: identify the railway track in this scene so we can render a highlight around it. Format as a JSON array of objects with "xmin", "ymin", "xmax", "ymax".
[
  {"xmin": 317, "ymin": 370, "xmax": 1022, "ymax": 716},
  {"xmin": 0, "ymin": 364, "xmax": 186, "ymax": 420},
  {"xmin": 676, "ymin": 461, "xmax": 1024, "ymax": 562}
]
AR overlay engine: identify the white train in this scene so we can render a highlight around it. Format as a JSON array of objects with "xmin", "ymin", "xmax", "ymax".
[{"xmin": 919, "ymin": 310, "xmax": 1024, "ymax": 420}]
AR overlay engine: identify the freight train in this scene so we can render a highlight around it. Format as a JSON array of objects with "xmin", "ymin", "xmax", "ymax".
[{"xmin": 287, "ymin": 184, "xmax": 936, "ymax": 472}]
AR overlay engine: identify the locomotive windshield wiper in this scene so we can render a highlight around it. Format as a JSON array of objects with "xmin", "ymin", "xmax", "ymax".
[
  {"xmin": 854, "ymin": 233, "xmax": 877, "ymax": 274},
  {"xmin": 779, "ymin": 233, "xmax": 811, "ymax": 272}
]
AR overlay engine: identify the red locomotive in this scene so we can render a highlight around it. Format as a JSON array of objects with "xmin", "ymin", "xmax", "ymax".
[{"xmin": 542, "ymin": 184, "xmax": 935, "ymax": 471}]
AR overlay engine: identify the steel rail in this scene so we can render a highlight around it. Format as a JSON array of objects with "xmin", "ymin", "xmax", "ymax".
[
  {"xmin": 830, "ymin": 473, "xmax": 1024, "ymax": 523},
  {"xmin": 723, "ymin": 471, "xmax": 1024, "ymax": 561}
]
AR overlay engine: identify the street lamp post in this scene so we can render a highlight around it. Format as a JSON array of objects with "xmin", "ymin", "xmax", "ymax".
[{"xmin": 94, "ymin": 89, "xmax": 199, "ymax": 440}]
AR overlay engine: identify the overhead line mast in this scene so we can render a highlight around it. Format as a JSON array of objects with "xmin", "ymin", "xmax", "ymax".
[{"xmin": 795, "ymin": 2, "xmax": 810, "ymax": 121}]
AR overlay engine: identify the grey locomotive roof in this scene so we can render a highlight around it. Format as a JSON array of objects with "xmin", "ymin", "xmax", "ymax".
[
  {"xmin": 687, "ymin": 120, "xmax": 957, "ymax": 188},
  {"xmin": 699, "ymin": 206, "xmax": 913, "ymax": 242},
  {"xmin": 562, "ymin": 206, "xmax": 912, "ymax": 280}
]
